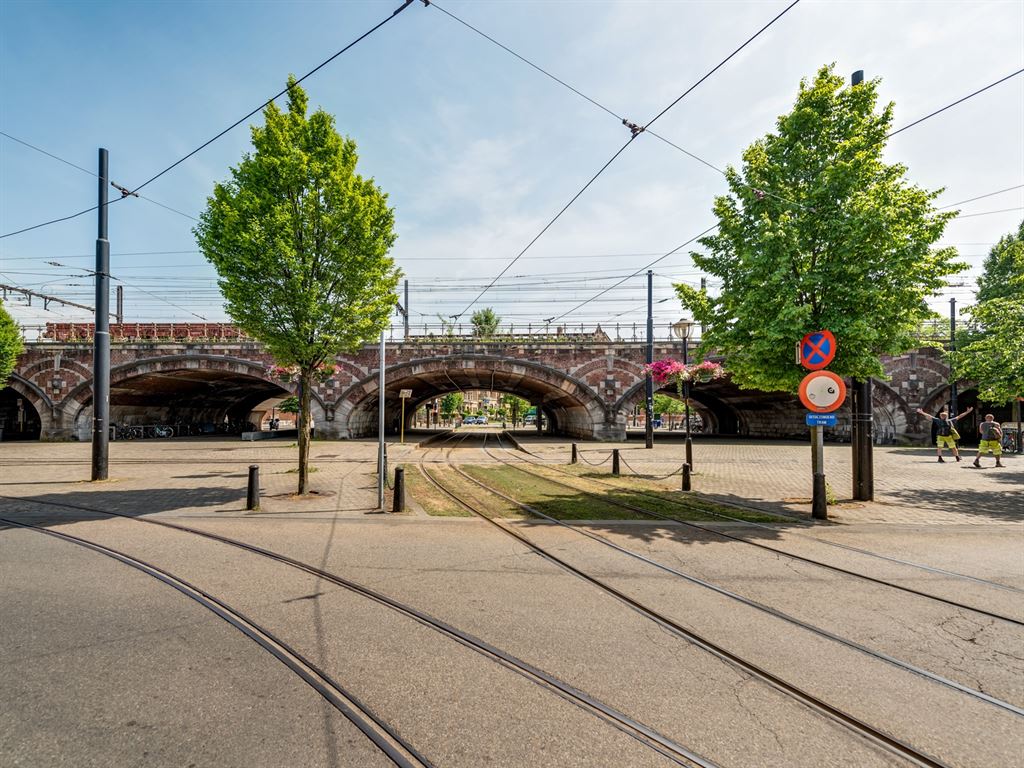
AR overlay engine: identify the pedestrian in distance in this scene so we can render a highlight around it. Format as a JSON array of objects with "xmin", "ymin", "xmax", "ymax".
[
  {"xmin": 973, "ymin": 414, "xmax": 1004, "ymax": 468},
  {"xmin": 916, "ymin": 406, "xmax": 974, "ymax": 462}
]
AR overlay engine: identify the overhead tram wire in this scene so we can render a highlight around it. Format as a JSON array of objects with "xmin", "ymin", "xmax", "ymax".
[
  {"xmin": 450, "ymin": 0, "xmax": 802, "ymax": 322},
  {"xmin": 937, "ymin": 184, "xmax": 1024, "ymax": 210},
  {"xmin": 0, "ymin": 2, "xmax": 417, "ymax": 240},
  {"xmin": 127, "ymin": 0, "xmax": 415, "ymax": 196},
  {"xmin": 425, "ymin": 0, "xmax": 808, "ymax": 211},
  {"xmin": 551, "ymin": 69, "xmax": 1024, "ymax": 323},
  {"xmin": 887, "ymin": 68, "xmax": 1024, "ymax": 137}
]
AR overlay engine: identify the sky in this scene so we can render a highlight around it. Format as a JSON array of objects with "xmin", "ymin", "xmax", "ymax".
[{"xmin": 1, "ymin": 0, "xmax": 1022, "ymax": 340}]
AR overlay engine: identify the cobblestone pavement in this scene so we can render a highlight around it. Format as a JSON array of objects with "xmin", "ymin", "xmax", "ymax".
[
  {"xmin": 0, "ymin": 431, "xmax": 1020, "ymax": 525},
  {"xmin": 510, "ymin": 431, "xmax": 1023, "ymax": 526}
]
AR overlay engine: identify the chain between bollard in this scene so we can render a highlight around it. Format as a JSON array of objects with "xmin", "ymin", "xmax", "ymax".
[{"xmin": 578, "ymin": 451, "xmax": 613, "ymax": 467}]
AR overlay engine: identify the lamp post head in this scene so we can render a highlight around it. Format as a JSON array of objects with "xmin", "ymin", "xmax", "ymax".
[{"xmin": 672, "ymin": 319, "xmax": 694, "ymax": 340}]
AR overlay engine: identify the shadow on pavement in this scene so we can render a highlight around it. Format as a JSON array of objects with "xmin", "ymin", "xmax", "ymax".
[{"xmin": 0, "ymin": 486, "xmax": 244, "ymax": 530}]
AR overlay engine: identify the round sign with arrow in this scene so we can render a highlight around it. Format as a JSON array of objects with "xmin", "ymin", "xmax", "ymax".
[{"xmin": 799, "ymin": 370, "xmax": 847, "ymax": 413}]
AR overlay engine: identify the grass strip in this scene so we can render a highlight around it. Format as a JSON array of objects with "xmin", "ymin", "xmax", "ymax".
[
  {"xmin": 462, "ymin": 465, "xmax": 649, "ymax": 521},
  {"xmin": 532, "ymin": 463, "xmax": 788, "ymax": 523}
]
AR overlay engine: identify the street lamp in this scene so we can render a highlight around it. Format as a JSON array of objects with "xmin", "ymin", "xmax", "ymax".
[{"xmin": 672, "ymin": 319, "xmax": 695, "ymax": 468}]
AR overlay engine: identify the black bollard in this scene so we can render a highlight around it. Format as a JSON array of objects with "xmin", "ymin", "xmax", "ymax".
[
  {"xmin": 393, "ymin": 467, "xmax": 405, "ymax": 513},
  {"xmin": 812, "ymin": 472, "xmax": 828, "ymax": 520},
  {"xmin": 246, "ymin": 464, "xmax": 260, "ymax": 511},
  {"xmin": 612, "ymin": 449, "xmax": 620, "ymax": 476},
  {"xmin": 682, "ymin": 462, "xmax": 691, "ymax": 491},
  {"xmin": 571, "ymin": 443, "xmax": 578, "ymax": 464}
]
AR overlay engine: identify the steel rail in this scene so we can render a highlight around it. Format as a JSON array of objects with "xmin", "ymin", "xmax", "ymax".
[
  {"xmin": 0, "ymin": 494, "xmax": 709, "ymax": 768},
  {"xmin": 0, "ymin": 517, "xmax": 430, "ymax": 768},
  {"xmin": 497, "ymin": 442, "xmax": 1023, "ymax": 623},
  {"xmin": 421, "ymin": 447, "xmax": 950, "ymax": 768},
  {"xmin": 480, "ymin": 441, "xmax": 1023, "ymax": 717},
  {"xmin": 513, "ymin": 441, "xmax": 1023, "ymax": 594}
]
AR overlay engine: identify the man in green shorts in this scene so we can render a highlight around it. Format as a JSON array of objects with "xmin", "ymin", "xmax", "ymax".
[
  {"xmin": 916, "ymin": 405, "xmax": 973, "ymax": 462},
  {"xmin": 974, "ymin": 414, "xmax": 1004, "ymax": 468}
]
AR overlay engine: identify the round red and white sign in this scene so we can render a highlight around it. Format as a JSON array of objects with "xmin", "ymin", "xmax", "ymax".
[{"xmin": 798, "ymin": 370, "xmax": 847, "ymax": 413}]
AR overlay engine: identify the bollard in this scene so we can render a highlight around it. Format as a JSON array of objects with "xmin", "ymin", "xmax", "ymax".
[
  {"xmin": 612, "ymin": 449, "xmax": 620, "ymax": 476},
  {"xmin": 246, "ymin": 464, "xmax": 260, "ymax": 511},
  {"xmin": 392, "ymin": 467, "xmax": 405, "ymax": 513},
  {"xmin": 682, "ymin": 462, "xmax": 691, "ymax": 491},
  {"xmin": 571, "ymin": 443, "xmax": 578, "ymax": 464},
  {"xmin": 812, "ymin": 472, "xmax": 828, "ymax": 520}
]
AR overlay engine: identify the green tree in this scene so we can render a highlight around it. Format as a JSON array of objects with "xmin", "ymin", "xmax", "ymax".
[
  {"xmin": 195, "ymin": 78, "xmax": 399, "ymax": 493},
  {"xmin": 676, "ymin": 65, "xmax": 964, "ymax": 393},
  {"xmin": 440, "ymin": 392, "xmax": 463, "ymax": 418},
  {"xmin": 503, "ymin": 394, "xmax": 530, "ymax": 426},
  {"xmin": 471, "ymin": 308, "xmax": 500, "ymax": 337},
  {"xmin": 951, "ymin": 220, "xmax": 1024, "ymax": 404},
  {"xmin": 0, "ymin": 303, "xmax": 24, "ymax": 383},
  {"xmin": 653, "ymin": 393, "xmax": 685, "ymax": 428}
]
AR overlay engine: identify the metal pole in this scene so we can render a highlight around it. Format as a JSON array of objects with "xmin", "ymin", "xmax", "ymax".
[
  {"xmin": 404, "ymin": 279, "xmax": 410, "ymax": 340},
  {"xmin": 400, "ymin": 397, "xmax": 406, "ymax": 444},
  {"xmin": 683, "ymin": 334, "xmax": 693, "ymax": 469},
  {"xmin": 115, "ymin": 285, "xmax": 123, "ymax": 324},
  {"xmin": 645, "ymin": 270, "xmax": 654, "ymax": 449},
  {"xmin": 377, "ymin": 331, "xmax": 385, "ymax": 510},
  {"xmin": 949, "ymin": 297, "xmax": 958, "ymax": 417},
  {"xmin": 852, "ymin": 379, "xmax": 874, "ymax": 501},
  {"xmin": 811, "ymin": 426, "xmax": 827, "ymax": 519},
  {"xmin": 91, "ymin": 148, "xmax": 110, "ymax": 481}
]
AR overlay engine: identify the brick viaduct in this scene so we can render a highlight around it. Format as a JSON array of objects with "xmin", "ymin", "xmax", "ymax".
[{"xmin": 4, "ymin": 324, "xmax": 980, "ymax": 444}]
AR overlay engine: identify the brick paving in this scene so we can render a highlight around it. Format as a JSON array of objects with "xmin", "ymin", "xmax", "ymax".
[{"xmin": 0, "ymin": 432, "xmax": 1020, "ymax": 526}]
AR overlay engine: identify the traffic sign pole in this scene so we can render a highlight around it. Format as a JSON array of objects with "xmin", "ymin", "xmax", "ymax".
[{"xmin": 810, "ymin": 425, "xmax": 827, "ymax": 520}]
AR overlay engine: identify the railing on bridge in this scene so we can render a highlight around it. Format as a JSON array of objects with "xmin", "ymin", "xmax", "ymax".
[
  {"xmin": 27, "ymin": 321, "xmax": 699, "ymax": 344},
  {"xmin": 23, "ymin": 319, "xmax": 955, "ymax": 346}
]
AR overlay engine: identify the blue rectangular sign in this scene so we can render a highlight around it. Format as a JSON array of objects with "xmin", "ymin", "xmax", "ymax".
[{"xmin": 806, "ymin": 413, "xmax": 837, "ymax": 427}]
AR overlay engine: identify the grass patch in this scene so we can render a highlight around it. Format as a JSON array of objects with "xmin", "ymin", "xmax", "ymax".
[
  {"xmin": 407, "ymin": 466, "xmax": 471, "ymax": 517},
  {"xmin": 283, "ymin": 466, "xmax": 318, "ymax": 474},
  {"xmin": 462, "ymin": 465, "xmax": 649, "ymax": 521},
  {"xmin": 530, "ymin": 462, "xmax": 788, "ymax": 523}
]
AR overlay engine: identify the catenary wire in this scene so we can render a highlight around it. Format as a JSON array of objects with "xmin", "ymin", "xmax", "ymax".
[
  {"xmin": 937, "ymin": 184, "xmax": 1024, "ymax": 210},
  {"xmin": 451, "ymin": 0, "xmax": 802, "ymax": 321},
  {"xmin": 888, "ymin": 68, "xmax": 1024, "ymax": 137},
  {"xmin": 126, "ymin": 0, "xmax": 415, "ymax": 196}
]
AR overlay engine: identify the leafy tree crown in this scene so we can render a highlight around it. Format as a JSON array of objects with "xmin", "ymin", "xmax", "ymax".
[{"xmin": 676, "ymin": 65, "xmax": 965, "ymax": 393}]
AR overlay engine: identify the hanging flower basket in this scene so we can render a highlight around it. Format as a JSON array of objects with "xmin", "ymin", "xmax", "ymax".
[{"xmin": 644, "ymin": 359, "xmax": 726, "ymax": 396}]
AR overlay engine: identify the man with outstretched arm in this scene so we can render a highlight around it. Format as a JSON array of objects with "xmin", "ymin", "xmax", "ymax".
[
  {"xmin": 916, "ymin": 406, "xmax": 974, "ymax": 463},
  {"xmin": 974, "ymin": 414, "xmax": 1004, "ymax": 468}
]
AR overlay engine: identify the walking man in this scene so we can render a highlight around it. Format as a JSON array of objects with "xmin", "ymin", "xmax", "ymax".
[
  {"xmin": 974, "ymin": 414, "xmax": 1004, "ymax": 468},
  {"xmin": 916, "ymin": 406, "xmax": 974, "ymax": 462}
]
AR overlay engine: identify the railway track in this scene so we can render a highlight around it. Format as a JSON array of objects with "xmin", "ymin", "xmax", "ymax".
[
  {"xmin": 418, "ymin": 441, "xmax": 955, "ymax": 768},
  {"xmin": 0, "ymin": 515, "xmax": 431, "ymax": 768},
  {"xmin": 512, "ymin": 437, "xmax": 1023, "ymax": 596},
  {"xmin": 0, "ymin": 492, "xmax": 714, "ymax": 768},
  {"xmin": 468, "ymin": 438, "xmax": 1024, "ymax": 720},
  {"xmin": 487, "ymin": 437, "xmax": 1022, "ymax": 626}
]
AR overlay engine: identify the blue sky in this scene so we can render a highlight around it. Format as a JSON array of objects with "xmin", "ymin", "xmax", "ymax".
[{"xmin": 1, "ymin": 0, "xmax": 1022, "ymax": 337}]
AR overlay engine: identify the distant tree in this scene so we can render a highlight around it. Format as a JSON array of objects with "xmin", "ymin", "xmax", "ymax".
[
  {"xmin": 0, "ymin": 303, "xmax": 24, "ymax": 383},
  {"xmin": 951, "ymin": 220, "xmax": 1024, "ymax": 404},
  {"xmin": 195, "ymin": 77, "xmax": 399, "ymax": 493},
  {"xmin": 278, "ymin": 396, "xmax": 300, "ymax": 414},
  {"xmin": 503, "ymin": 394, "xmax": 530, "ymax": 426},
  {"xmin": 676, "ymin": 65, "xmax": 964, "ymax": 394},
  {"xmin": 440, "ymin": 392, "xmax": 463, "ymax": 418},
  {"xmin": 471, "ymin": 308, "xmax": 500, "ymax": 337},
  {"xmin": 653, "ymin": 393, "xmax": 685, "ymax": 428}
]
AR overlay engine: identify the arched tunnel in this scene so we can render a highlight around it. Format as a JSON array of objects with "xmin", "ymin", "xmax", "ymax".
[
  {"xmin": 71, "ymin": 366, "xmax": 293, "ymax": 436},
  {"xmin": 337, "ymin": 357, "xmax": 608, "ymax": 440}
]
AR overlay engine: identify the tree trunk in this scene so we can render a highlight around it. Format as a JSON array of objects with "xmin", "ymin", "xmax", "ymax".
[{"xmin": 297, "ymin": 370, "xmax": 313, "ymax": 495}]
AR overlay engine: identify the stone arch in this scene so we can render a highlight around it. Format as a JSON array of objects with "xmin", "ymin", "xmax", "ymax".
[
  {"xmin": 614, "ymin": 379, "xmax": 744, "ymax": 436},
  {"xmin": 63, "ymin": 354, "xmax": 311, "ymax": 437},
  {"xmin": 1, "ymin": 375, "xmax": 50, "ymax": 440},
  {"xmin": 335, "ymin": 355, "xmax": 612, "ymax": 440}
]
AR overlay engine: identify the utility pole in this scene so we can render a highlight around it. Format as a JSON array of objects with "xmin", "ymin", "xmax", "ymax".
[
  {"xmin": 403, "ymin": 279, "xmax": 409, "ymax": 340},
  {"xmin": 850, "ymin": 70, "xmax": 874, "ymax": 501},
  {"xmin": 91, "ymin": 148, "xmax": 110, "ymax": 482},
  {"xmin": 949, "ymin": 297, "xmax": 958, "ymax": 416},
  {"xmin": 377, "ymin": 331, "xmax": 386, "ymax": 510},
  {"xmin": 116, "ymin": 285, "xmax": 123, "ymax": 324},
  {"xmin": 645, "ymin": 270, "xmax": 654, "ymax": 449}
]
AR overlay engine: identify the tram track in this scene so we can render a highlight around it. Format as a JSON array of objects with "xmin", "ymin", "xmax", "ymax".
[
  {"xmin": 513, "ymin": 437, "xmax": 1023, "ymax": 596},
  {"xmin": 488, "ymin": 437, "xmax": 1022, "ymax": 625},
  {"xmin": 0, "ymin": 491, "xmax": 714, "ymax": 768},
  {"xmin": 0, "ymin": 515, "xmax": 431, "ymax": 768},
  {"xmin": 418, "ymin": 439, "xmax": 955, "ymax": 768}
]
